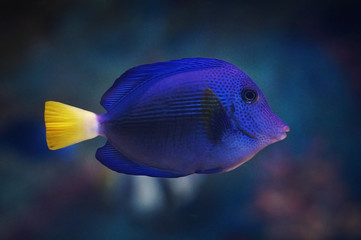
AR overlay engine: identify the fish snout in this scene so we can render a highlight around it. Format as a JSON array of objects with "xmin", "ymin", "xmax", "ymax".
[
  {"xmin": 283, "ymin": 125, "xmax": 290, "ymax": 133},
  {"xmin": 274, "ymin": 122, "xmax": 290, "ymax": 141}
]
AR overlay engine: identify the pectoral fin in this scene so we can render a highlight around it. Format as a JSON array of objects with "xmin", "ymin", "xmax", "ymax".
[{"xmin": 201, "ymin": 88, "xmax": 233, "ymax": 143}]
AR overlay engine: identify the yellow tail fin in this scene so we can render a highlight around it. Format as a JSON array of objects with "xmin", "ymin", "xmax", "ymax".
[{"xmin": 45, "ymin": 101, "xmax": 99, "ymax": 150}]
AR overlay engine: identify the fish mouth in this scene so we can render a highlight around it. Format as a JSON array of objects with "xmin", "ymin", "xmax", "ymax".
[{"xmin": 273, "ymin": 125, "xmax": 290, "ymax": 141}]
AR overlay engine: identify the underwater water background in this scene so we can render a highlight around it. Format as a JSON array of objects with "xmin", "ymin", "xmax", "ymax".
[{"xmin": 1, "ymin": 0, "xmax": 360, "ymax": 239}]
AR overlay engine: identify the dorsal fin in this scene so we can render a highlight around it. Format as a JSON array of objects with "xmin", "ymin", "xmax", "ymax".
[{"xmin": 100, "ymin": 58, "xmax": 228, "ymax": 110}]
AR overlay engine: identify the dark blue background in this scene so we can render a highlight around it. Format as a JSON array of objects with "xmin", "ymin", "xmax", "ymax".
[{"xmin": 1, "ymin": 0, "xmax": 360, "ymax": 239}]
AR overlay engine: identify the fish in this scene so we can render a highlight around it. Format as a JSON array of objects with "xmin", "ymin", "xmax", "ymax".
[{"xmin": 44, "ymin": 58, "xmax": 289, "ymax": 178}]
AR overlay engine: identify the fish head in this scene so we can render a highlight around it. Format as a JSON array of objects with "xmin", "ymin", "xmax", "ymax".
[{"xmin": 231, "ymin": 75, "xmax": 289, "ymax": 150}]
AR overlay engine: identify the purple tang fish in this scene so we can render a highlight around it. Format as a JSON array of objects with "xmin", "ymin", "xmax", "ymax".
[{"xmin": 45, "ymin": 58, "xmax": 289, "ymax": 177}]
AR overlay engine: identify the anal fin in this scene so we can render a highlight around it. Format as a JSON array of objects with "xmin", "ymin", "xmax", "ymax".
[{"xmin": 95, "ymin": 142, "xmax": 185, "ymax": 178}]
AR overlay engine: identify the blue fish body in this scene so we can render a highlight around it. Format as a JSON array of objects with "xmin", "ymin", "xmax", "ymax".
[{"xmin": 93, "ymin": 58, "xmax": 289, "ymax": 177}]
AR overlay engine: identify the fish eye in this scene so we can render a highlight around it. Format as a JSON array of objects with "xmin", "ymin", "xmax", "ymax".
[{"xmin": 241, "ymin": 89, "xmax": 258, "ymax": 104}]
